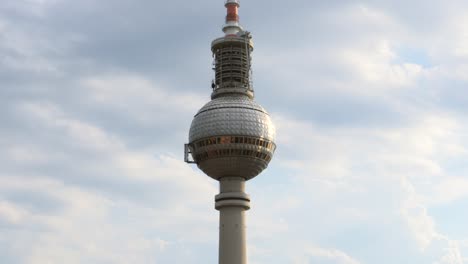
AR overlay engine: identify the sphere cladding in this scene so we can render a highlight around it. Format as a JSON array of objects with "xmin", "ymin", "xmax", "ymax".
[{"xmin": 189, "ymin": 96, "xmax": 276, "ymax": 180}]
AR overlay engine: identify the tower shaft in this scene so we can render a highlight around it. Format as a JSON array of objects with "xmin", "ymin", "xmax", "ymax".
[{"xmin": 215, "ymin": 177, "xmax": 250, "ymax": 264}]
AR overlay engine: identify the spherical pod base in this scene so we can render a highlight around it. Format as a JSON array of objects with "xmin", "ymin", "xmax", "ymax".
[{"xmin": 197, "ymin": 156, "xmax": 269, "ymax": 181}]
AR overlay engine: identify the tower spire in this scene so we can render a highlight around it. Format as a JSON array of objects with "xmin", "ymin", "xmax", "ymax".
[{"xmin": 223, "ymin": 0, "xmax": 243, "ymax": 35}]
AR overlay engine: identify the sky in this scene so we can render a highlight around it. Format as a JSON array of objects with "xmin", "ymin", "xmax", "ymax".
[{"xmin": 1, "ymin": 0, "xmax": 468, "ymax": 263}]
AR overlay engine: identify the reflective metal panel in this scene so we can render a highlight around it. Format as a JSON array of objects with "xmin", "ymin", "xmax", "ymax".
[{"xmin": 189, "ymin": 96, "xmax": 276, "ymax": 143}]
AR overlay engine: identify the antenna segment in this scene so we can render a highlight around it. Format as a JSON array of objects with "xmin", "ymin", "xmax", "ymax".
[{"xmin": 223, "ymin": 0, "xmax": 242, "ymax": 35}]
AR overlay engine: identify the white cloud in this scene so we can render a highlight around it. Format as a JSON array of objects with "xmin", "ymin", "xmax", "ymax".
[
  {"xmin": 420, "ymin": 177, "xmax": 468, "ymax": 206},
  {"xmin": 0, "ymin": 200, "xmax": 29, "ymax": 225},
  {"xmin": 269, "ymin": 110, "xmax": 468, "ymax": 261},
  {"xmin": 294, "ymin": 244, "xmax": 361, "ymax": 264},
  {"xmin": 0, "ymin": 98, "xmax": 219, "ymax": 263},
  {"xmin": 400, "ymin": 177, "xmax": 437, "ymax": 250},
  {"xmin": 82, "ymin": 74, "xmax": 206, "ymax": 125},
  {"xmin": 436, "ymin": 240, "xmax": 464, "ymax": 264}
]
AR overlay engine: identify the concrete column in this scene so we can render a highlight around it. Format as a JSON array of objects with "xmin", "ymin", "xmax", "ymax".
[{"xmin": 215, "ymin": 177, "xmax": 250, "ymax": 264}]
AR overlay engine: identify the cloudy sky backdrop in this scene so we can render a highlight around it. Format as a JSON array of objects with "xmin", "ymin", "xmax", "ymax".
[{"xmin": 1, "ymin": 0, "xmax": 468, "ymax": 263}]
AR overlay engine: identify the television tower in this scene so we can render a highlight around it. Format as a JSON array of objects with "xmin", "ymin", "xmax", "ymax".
[{"xmin": 185, "ymin": 1, "xmax": 276, "ymax": 263}]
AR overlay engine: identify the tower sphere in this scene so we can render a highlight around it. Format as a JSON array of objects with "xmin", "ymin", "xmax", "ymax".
[{"xmin": 188, "ymin": 95, "xmax": 276, "ymax": 180}]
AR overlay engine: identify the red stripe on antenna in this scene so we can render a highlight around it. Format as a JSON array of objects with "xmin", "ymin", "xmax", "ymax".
[{"xmin": 226, "ymin": 4, "xmax": 239, "ymax": 22}]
